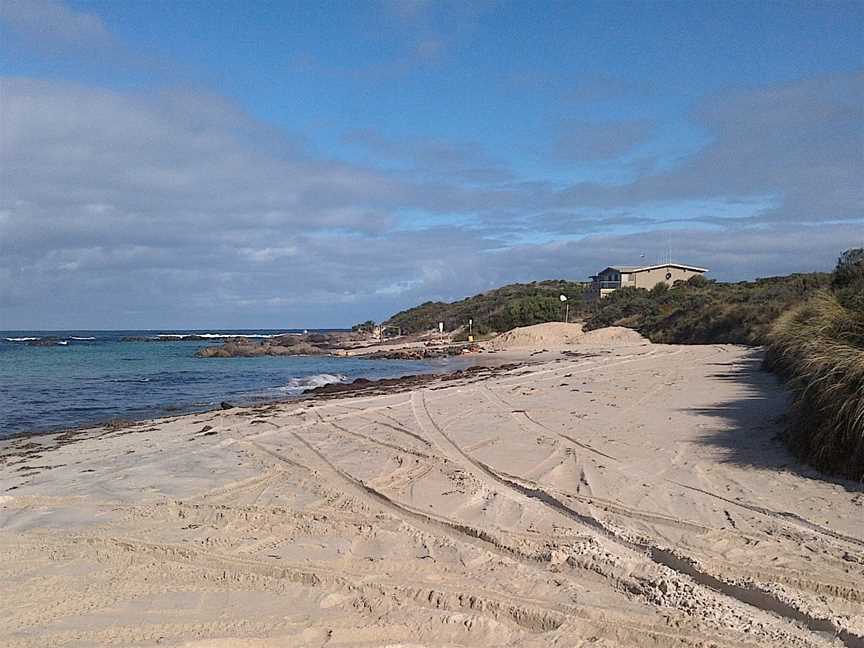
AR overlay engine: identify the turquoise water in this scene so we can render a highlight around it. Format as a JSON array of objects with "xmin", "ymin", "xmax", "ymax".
[{"xmin": 0, "ymin": 330, "xmax": 467, "ymax": 438}]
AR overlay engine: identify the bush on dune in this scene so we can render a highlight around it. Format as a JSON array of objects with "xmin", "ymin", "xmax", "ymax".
[
  {"xmin": 383, "ymin": 280, "xmax": 588, "ymax": 335},
  {"xmin": 584, "ymin": 272, "xmax": 831, "ymax": 345}
]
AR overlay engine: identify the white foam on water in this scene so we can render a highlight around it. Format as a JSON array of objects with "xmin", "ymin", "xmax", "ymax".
[
  {"xmin": 5, "ymin": 337, "xmax": 39, "ymax": 342},
  {"xmin": 278, "ymin": 373, "xmax": 347, "ymax": 394},
  {"xmin": 156, "ymin": 332, "xmax": 296, "ymax": 339},
  {"xmin": 70, "ymin": 337, "xmax": 96, "ymax": 340}
]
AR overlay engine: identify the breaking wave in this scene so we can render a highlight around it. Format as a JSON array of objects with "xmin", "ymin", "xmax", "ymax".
[
  {"xmin": 156, "ymin": 332, "xmax": 294, "ymax": 339},
  {"xmin": 5, "ymin": 336, "xmax": 94, "ymax": 343},
  {"xmin": 278, "ymin": 373, "xmax": 347, "ymax": 394}
]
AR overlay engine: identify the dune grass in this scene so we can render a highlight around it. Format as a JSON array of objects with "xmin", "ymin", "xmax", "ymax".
[{"xmin": 764, "ymin": 255, "xmax": 864, "ymax": 481}]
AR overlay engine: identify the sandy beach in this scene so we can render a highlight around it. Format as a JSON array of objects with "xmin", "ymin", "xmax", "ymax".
[{"xmin": 2, "ymin": 338, "xmax": 862, "ymax": 647}]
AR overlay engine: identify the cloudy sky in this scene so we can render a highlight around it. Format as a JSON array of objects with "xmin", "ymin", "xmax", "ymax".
[{"xmin": 1, "ymin": 0, "xmax": 862, "ymax": 329}]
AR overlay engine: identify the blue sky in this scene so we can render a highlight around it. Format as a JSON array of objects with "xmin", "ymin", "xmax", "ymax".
[{"xmin": 1, "ymin": 0, "xmax": 862, "ymax": 328}]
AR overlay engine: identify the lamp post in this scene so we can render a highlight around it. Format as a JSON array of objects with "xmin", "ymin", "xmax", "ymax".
[{"xmin": 560, "ymin": 294, "xmax": 569, "ymax": 323}]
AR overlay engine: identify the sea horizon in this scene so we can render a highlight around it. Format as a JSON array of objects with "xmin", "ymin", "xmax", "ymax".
[{"xmin": 1, "ymin": 327, "xmax": 350, "ymax": 335}]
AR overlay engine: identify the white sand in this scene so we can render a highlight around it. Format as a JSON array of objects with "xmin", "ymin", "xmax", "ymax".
[
  {"xmin": 1, "ymin": 341, "xmax": 862, "ymax": 647},
  {"xmin": 486, "ymin": 321, "xmax": 587, "ymax": 350},
  {"xmin": 486, "ymin": 322, "xmax": 648, "ymax": 351},
  {"xmin": 578, "ymin": 325, "xmax": 649, "ymax": 346}
]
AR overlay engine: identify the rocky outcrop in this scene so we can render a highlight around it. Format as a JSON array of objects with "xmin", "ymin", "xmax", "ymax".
[
  {"xmin": 195, "ymin": 335, "xmax": 479, "ymax": 360},
  {"xmin": 367, "ymin": 344, "xmax": 480, "ymax": 360},
  {"xmin": 196, "ymin": 337, "xmax": 325, "ymax": 358}
]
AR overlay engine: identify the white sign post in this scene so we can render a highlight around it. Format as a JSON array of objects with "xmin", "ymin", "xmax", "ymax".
[{"xmin": 560, "ymin": 294, "xmax": 569, "ymax": 323}]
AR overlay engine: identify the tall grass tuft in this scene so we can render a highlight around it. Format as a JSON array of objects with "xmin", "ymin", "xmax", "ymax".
[{"xmin": 765, "ymin": 290, "xmax": 864, "ymax": 481}]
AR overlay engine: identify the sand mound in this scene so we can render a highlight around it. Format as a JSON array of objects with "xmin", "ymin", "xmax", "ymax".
[
  {"xmin": 488, "ymin": 322, "xmax": 648, "ymax": 350},
  {"xmin": 579, "ymin": 326, "xmax": 649, "ymax": 346},
  {"xmin": 487, "ymin": 322, "xmax": 585, "ymax": 350}
]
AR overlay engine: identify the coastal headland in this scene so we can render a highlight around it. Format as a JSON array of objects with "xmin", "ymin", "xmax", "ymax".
[{"xmin": 1, "ymin": 327, "xmax": 861, "ymax": 647}]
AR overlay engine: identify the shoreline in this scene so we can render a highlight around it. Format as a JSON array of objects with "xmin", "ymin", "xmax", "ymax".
[
  {"xmin": 0, "ymin": 351, "xmax": 527, "ymax": 447},
  {"xmin": 0, "ymin": 329, "xmax": 497, "ymax": 442},
  {"xmin": 3, "ymin": 341, "xmax": 861, "ymax": 647}
]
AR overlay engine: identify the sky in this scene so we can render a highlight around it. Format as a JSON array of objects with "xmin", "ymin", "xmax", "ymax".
[{"xmin": 1, "ymin": 0, "xmax": 862, "ymax": 329}]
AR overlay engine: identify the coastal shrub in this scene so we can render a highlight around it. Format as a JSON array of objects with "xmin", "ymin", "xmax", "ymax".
[
  {"xmin": 832, "ymin": 248, "xmax": 864, "ymax": 312},
  {"xmin": 585, "ymin": 287, "xmax": 657, "ymax": 330},
  {"xmin": 649, "ymin": 282, "xmax": 669, "ymax": 296},
  {"xmin": 584, "ymin": 271, "xmax": 831, "ymax": 345},
  {"xmin": 765, "ymin": 289, "xmax": 864, "ymax": 481},
  {"xmin": 833, "ymin": 248, "xmax": 864, "ymax": 289},
  {"xmin": 352, "ymin": 320, "xmax": 376, "ymax": 333},
  {"xmin": 384, "ymin": 280, "xmax": 588, "ymax": 335}
]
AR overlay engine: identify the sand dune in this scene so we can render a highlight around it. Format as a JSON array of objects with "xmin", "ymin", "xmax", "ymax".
[
  {"xmin": 487, "ymin": 322, "xmax": 648, "ymax": 350},
  {"xmin": 1, "ymin": 342, "xmax": 862, "ymax": 647},
  {"xmin": 486, "ymin": 321, "xmax": 587, "ymax": 350}
]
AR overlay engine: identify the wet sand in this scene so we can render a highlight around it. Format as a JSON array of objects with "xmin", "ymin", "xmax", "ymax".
[{"xmin": 1, "ymin": 342, "xmax": 862, "ymax": 647}]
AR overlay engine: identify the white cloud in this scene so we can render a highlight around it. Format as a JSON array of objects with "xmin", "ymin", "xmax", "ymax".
[
  {"xmin": 0, "ymin": 0, "xmax": 113, "ymax": 52},
  {"xmin": 557, "ymin": 71, "xmax": 864, "ymax": 224},
  {"xmin": 553, "ymin": 119, "xmax": 654, "ymax": 161},
  {"xmin": 0, "ymin": 71, "xmax": 861, "ymax": 328}
]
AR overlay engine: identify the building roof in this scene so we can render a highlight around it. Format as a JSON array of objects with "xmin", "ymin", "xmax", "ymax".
[{"xmin": 604, "ymin": 263, "xmax": 708, "ymax": 274}]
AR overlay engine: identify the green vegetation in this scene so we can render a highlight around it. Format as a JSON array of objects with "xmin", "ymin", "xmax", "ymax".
[
  {"xmin": 379, "ymin": 271, "xmax": 834, "ymax": 345},
  {"xmin": 382, "ymin": 280, "xmax": 588, "ymax": 335},
  {"xmin": 351, "ymin": 320, "xmax": 376, "ymax": 333},
  {"xmin": 584, "ymin": 272, "xmax": 831, "ymax": 345},
  {"xmin": 764, "ymin": 250, "xmax": 864, "ymax": 481}
]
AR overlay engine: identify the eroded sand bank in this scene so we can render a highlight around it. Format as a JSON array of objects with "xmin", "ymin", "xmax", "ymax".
[{"xmin": 1, "ymin": 342, "xmax": 862, "ymax": 647}]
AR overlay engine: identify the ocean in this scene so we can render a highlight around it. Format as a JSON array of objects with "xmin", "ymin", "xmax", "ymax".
[{"xmin": 0, "ymin": 330, "xmax": 469, "ymax": 439}]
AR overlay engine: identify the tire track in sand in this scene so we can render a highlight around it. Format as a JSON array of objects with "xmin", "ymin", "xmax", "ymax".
[
  {"xmin": 482, "ymin": 352, "xmax": 864, "ymax": 555},
  {"xmin": 263, "ymin": 428, "xmax": 710, "ymax": 639},
  {"xmin": 411, "ymin": 389, "xmax": 861, "ymax": 648}
]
